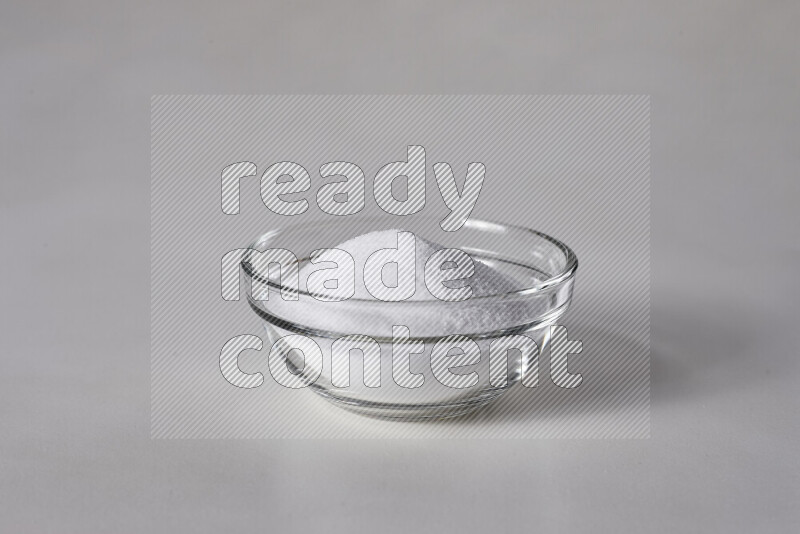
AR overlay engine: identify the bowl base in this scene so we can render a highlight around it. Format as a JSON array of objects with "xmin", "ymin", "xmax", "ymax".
[{"xmin": 307, "ymin": 384, "xmax": 507, "ymax": 421}]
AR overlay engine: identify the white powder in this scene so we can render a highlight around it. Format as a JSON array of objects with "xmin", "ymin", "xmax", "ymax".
[
  {"xmin": 264, "ymin": 230, "xmax": 543, "ymax": 399},
  {"xmin": 258, "ymin": 229, "xmax": 541, "ymax": 338},
  {"xmin": 299, "ymin": 229, "xmax": 518, "ymax": 301}
]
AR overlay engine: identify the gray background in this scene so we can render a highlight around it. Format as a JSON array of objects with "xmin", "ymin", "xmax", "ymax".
[{"xmin": 1, "ymin": 0, "xmax": 798, "ymax": 532}]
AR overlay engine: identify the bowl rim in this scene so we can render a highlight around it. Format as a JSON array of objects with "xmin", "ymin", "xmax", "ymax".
[{"xmin": 241, "ymin": 216, "xmax": 578, "ymax": 304}]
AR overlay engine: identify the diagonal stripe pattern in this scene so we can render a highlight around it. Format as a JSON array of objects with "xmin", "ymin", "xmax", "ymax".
[{"xmin": 151, "ymin": 95, "xmax": 650, "ymax": 439}]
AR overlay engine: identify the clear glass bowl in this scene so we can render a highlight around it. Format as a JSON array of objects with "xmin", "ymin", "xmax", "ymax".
[{"xmin": 241, "ymin": 217, "xmax": 577, "ymax": 420}]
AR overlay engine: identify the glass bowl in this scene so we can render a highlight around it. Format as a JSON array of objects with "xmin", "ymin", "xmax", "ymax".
[{"xmin": 240, "ymin": 217, "xmax": 577, "ymax": 420}]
